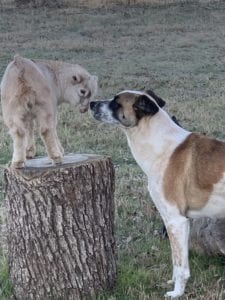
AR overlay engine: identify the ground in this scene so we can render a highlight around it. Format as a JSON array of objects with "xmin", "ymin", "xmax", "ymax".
[{"xmin": 1, "ymin": 1, "xmax": 225, "ymax": 299}]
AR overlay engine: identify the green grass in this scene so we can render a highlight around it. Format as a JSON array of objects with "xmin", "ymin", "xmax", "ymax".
[
  {"xmin": 1, "ymin": 1, "xmax": 225, "ymax": 299},
  {"xmin": 0, "ymin": 254, "xmax": 12, "ymax": 299}
]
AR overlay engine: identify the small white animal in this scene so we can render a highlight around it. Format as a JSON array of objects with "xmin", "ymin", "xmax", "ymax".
[
  {"xmin": 1, "ymin": 55, "xmax": 98, "ymax": 168},
  {"xmin": 90, "ymin": 89, "xmax": 225, "ymax": 298}
]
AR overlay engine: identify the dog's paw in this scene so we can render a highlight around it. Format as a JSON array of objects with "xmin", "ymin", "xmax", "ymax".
[
  {"xmin": 11, "ymin": 161, "xmax": 25, "ymax": 169},
  {"xmin": 164, "ymin": 290, "xmax": 183, "ymax": 299}
]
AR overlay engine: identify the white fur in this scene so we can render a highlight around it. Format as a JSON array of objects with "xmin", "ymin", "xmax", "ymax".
[
  {"xmin": 101, "ymin": 102, "xmax": 119, "ymax": 123},
  {"xmin": 149, "ymin": 185, "xmax": 190, "ymax": 298},
  {"xmin": 117, "ymin": 90, "xmax": 144, "ymax": 96},
  {"xmin": 125, "ymin": 109, "xmax": 190, "ymax": 177},
  {"xmin": 124, "ymin": 108, "xmax": 191, "ymax": 298}
]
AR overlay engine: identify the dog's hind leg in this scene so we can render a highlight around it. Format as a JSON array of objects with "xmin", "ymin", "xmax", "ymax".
[{"xmin": 164, "ymin": 215, "xmax": 190, "ymax": 298}]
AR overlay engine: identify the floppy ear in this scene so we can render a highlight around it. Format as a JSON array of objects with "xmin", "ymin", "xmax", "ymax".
[
  {"xmin": 134, "ymin": 95, "xmax": 159, "ymax": 116},
  {"xmin": 145, "ymin": 89, "xmax": 166, "ymax": 108}
]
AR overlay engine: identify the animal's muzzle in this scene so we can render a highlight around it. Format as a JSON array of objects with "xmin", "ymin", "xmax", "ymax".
[{"xmin": 90, "ymin": 101, "xmax": 104, "ymax": 120}]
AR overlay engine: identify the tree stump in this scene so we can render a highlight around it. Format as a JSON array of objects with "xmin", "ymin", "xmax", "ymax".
[{"xmin": 4, "ymin": 154, "xmax": 117, "ymax": 300}]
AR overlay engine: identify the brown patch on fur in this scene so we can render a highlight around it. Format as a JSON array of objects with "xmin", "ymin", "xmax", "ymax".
[
  {"xmin": 163, "ymin": 133, "xmax": 225, "ymax": 215},
  {"xmin": 115, "ymin": 93, "xmax": 138, "ymax": 127},
  {"xmin": 116, "ymin": 92, "xmax": 136, "ymax": 108}
]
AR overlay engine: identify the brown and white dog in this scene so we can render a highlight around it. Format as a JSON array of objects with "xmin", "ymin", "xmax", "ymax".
[
  {"xmin": 90, "ymin": 90, "xmax": 225, "ymax": 298},
  {"xmin": 1, "ymin": 55, "xmax": 98, "ymax": 168}
]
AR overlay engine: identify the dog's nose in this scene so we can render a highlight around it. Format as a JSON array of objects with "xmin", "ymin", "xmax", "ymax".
[{"xmin": 90, "ymin": 101, "xmax": 97, "ymax": 110}]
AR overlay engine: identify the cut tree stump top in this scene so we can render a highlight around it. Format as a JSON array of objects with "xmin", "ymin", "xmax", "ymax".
[
  {"xmin": 25, "ymin": 154, "xmax": 104, "ymax": 169},
  {"xmin": 9, "ymin": 154, "xmax": 107, "ymax": 179}
]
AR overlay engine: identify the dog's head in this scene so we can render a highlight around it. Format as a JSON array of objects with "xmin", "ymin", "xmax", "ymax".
[{"xmin": 90, "ymin": 90, "xmax": 165, "ymax": 127}]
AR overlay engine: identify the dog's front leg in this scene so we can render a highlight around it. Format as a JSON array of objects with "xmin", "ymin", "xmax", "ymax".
[
  {"xmin": 149, "ymin": 186, "xmax": 190, "ymax": 298},
  {"xmin": 164, "ymin": 215, "xmax": 190, "ymax": 298}
]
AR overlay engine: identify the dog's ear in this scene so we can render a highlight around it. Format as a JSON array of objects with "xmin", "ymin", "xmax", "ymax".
[
  {"xmin": 134, "ymin": 95, "xmax": 159, "ymax": 116},
  {"xmin": 145, "ymin": 89, "xmax": 166, "ymax": 108}
]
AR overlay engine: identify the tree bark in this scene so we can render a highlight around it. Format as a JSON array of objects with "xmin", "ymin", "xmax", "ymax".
[
  {"xmin": 190, "ymin": 218, "xmax": 225, "ymax": 256},
  {"xmin": 5, "ymin": 154, "xmax": 117, "ymax": 300}
]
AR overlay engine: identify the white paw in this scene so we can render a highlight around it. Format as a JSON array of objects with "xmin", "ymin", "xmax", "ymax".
[{"xmin": 165, "ymin": 290, "xmax": 183, "ymax": 299}]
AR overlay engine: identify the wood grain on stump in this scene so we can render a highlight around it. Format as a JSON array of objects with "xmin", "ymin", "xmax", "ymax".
[{"xmin": 5, "ymin": 154, "xmax": 117, "ymax": 300}]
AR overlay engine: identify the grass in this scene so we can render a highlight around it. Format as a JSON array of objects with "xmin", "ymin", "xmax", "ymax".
[
  {"xmin": 1, "ymin": 1, "xmax": 225, "ymax": 299},
  {"xmin": 0, "ymin": 254, "xmax": 12, "ymax": 300}
]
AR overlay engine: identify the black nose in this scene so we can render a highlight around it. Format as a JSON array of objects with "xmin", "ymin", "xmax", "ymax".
[{"xmin": 90, "ymin": 101, "xmax": 96, "ymax": 110}]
